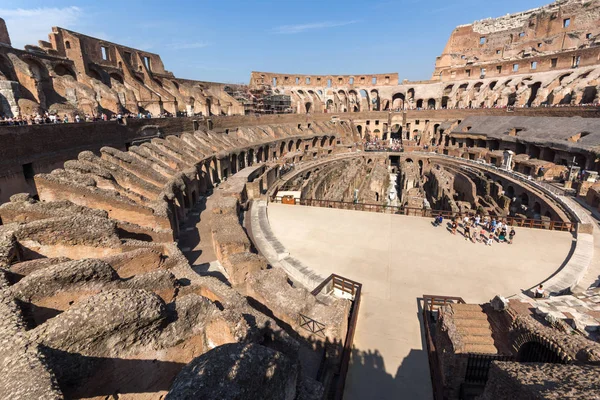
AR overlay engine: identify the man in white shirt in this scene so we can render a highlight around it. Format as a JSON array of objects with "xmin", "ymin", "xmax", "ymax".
[{"xmin": 534, "ymin": 284, "xmax": 545, "ymax": 298}]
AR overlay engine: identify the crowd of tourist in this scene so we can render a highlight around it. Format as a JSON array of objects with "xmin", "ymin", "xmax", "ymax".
[
  {"xmin": 433, "ymin": 213, "xmax": 516, "ymax": 246},
  {"xmin": 364, "ymin": 137, "xmax": 403, "ymax": 152},
  {"xmin": 397, "ymin": 102, "xmax": 600, "ymax": 112},
  {"xmin": 0, "ymin": 111, "xmax": 181, "ymax": 126}
]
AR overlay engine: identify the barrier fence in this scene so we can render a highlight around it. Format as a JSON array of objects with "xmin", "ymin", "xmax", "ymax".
[
  {"xmin": 271, "ymin": 197, "xmax": 575, "ymax": 232},
  {"xmin": 311, "ymin": 274, "xmax": 362, "ymax": 400},
  {"xmin": 422, "ymin": 295, "xmax": 466, "ymax": 400}
]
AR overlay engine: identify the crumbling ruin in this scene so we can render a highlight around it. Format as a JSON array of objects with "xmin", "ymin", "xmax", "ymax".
[{"xmin": 0, "ymin": 1, "xmax": 600, "ymax": 399}]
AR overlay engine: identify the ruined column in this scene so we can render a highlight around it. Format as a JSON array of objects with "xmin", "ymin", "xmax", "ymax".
[
  {"xmin": 502, "ymin": 150, "xmax": 514, "ymax": 171},
  {"xmin": 0, "ymin": 18, "xmax": 11, "ymax": 47}
]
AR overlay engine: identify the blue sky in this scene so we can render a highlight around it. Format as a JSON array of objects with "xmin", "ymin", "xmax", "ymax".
[{"xmin": 1, "ymin": 0, "xmax": 551, "ymax": 84}]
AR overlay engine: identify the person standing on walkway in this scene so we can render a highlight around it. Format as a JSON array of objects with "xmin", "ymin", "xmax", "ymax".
[
  {"xmin": 464, "ymin": 224, "xmax": 471, "ymax": 241},
  {"xmin": 451, "ymin": 219, "xmax": 457, "ymax": 235},
  {"xmin": 508, "ymin": 227, "xmax": 516, "ymax": 244}
]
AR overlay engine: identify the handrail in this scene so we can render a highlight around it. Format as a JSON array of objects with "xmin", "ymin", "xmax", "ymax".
[
  {"xmin": 425, "ymin": 153, "xmax": 583, "ymax": 224},
  {"xmin": 423, "ymin": 294, "xmax": 466, "ymax": 313},
  {"xmin": 272, "ymin": 197, "xmax": 576, "ymax": 232},
  {"xmin": 312, "ymin": 273, "xmax": 362, "ymax": 400},
  {"xmin": 298, "ymin": 313, "xmax": 326, "ymax": 338}
]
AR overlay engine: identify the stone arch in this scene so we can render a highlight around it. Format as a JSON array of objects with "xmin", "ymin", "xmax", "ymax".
[
  {"xmin": 370, "ymin": 89, "xmax": 380, "ymax": 111},
  {"xmin": 22, "ymin": 57, "xmax": 53, "ymax": 107},
  {"xmin": 288, "ymin": 140, "xmax": 294, "ymax": 152},
  {"xmin": 506, "ymin": 185, "xmax": 515, "ymax": 198},
  {"xmin": 239, "ymin": 151, "xmax": 246, "ymax": 169},
  {"xmin": 520, "ymin": 192, "xmax": 529, "ymax": 206},
  {"xmin": 0, "ymin": 54, "xmax": 16, "ymax": 81},
  {"xmin": 580, "ymin": 86, "xmax": 597, "ymax": 104},
  {"xmin": 305, "ymin": 102, "xmax": 312, "ymax": 113},
  {"xmin": 392, "ymin": 93, "xmax": 405, "ymax": 110},
  {"xmin": 53, "ymin": 63, "xmax": 76, "ymax": 78},
  {"xmin": 533, "ymin": 201, "xmax": 541, "ymax": 216},
  {"xmin": 416, "ymin": 99, "xmax": 423, "ymax": 109},
  {"xmin": 526, "ymin": 82, "xmax": 542, "ymax": 107},
  {"xmin": 296, "ymin": 139, "xmax": 303, "ymax": 151},
  {"xmin": 514, "ymin": 334, "xmax": 568, "ymax": 364},
  {"xmin": 357, "ymin": 125, "xmax": 363, "ymax": 137},
  {"xmin": 407, "ymin": 88, "xmax": 415, "ymax": 100},
  {"xmin": 391, "ymin": 124, "xmax": 402, "ymax": 140},
  {"xmin": 359, "ymin": 89, "xmax": 369, "ymax": 110},
  {"xmin": 230, "ymin": 153, "xmax": 238, "ymax": 174},
  {"xmin": 427, "ymin": 98, "xmax": 436, "ymax": 109},
  {"xmin": 441, "ymin": 96, "xmax": 449, "ymax": 108},
  {"xmin": 326, "ymin": 99, "xmax": 334, "ymax": 111},
  {"xmin": 279, "ymin": 142, "xmax": 286, "ymax": 156},
  {"xmin": 320, "ymin": 136, "xmax": 327, "ymax": 147},
  {"xmin": 257, "ymin": 147, "xmax": 264, "ymax": 163},
  {"xmin": 87, "ymin": 66, "xmax": 104, "ymax": 82},
  {"xmin": 109, "ymin": 72, "xmax": 124, "ymax": 85}
]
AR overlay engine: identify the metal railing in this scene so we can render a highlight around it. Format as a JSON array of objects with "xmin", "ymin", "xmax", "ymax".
[
  {"xmin": 299, "ymin": 313, "xmax": 326, "ymax": 338},
  {"xmin": 422, "ymin": 295, "xmax": 466, "ymax": 400},
  {"xmin": 312, "ymin": 274, "xmax": 362, "ymax": 400},
  {"xmin": 427, "ymin": 153, "xmax": 583, "ymax": 224},
  {"xmin": 271, "ymin": 197, "xmax": 575, "ymax": 232}
]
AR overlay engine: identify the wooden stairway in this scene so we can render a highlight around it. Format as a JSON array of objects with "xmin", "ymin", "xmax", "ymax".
[{"xmin": 451, "ymin": 304, "xmax": 497, "ymax": 354}]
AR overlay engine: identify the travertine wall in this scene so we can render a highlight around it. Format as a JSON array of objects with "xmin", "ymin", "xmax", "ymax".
[
  {"xmin": 0, "ymin": 26, "xmax": 244, "ymax": 118},
  {"xmin": 433, "ymin": 0, "xmax": 600, "ymax": 81},
  {"xmin": 0, "ymin": 18, "xmax": 9, "ymax": 46}
]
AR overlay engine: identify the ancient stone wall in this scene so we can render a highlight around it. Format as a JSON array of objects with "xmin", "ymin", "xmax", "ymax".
[
  {"xmin": 0, "ymin": 25, "xmax": 244, "ymax": 119},
  {"xmin": 0, "ymin": 18, "xmax": 10, "ymax": 46},
  {"xmin": 433, "ymin": 0, "xmax": 600, "ymax": 81}
]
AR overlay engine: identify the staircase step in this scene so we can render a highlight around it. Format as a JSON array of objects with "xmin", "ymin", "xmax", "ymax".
[
  {"xmin": 456, "ymin": 326, "xmax": 493, "ymax": 336},
  {"xmin": 460, "ymin": 344, "xmax": 498, "ymax": 354},
  {"xmin": 454, "ymin": 318, "xmax": 488, "ymax": 328},
  {"xmin": 461, "ymin": 335, "xmax": 495, "ymax": 346},
  {"xmin": 451, "ymin": 304, "xmax": 484, "ymax": 312},
  {"xmin": 451, "ymin": 310, "xmax": 489, "ymax": 320}
]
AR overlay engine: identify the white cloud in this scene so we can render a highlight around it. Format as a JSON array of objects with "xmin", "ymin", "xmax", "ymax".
[
  {"xmin": 0, "ymin": 6, "xmax": 83, "ymax": 49},
  {"xmin": 168, "ymin": 41, "xmax": 211, "ymax": 50},
  {"xmin": 272, "ymin": 20, "xmax": 358, "ymax": 34}
]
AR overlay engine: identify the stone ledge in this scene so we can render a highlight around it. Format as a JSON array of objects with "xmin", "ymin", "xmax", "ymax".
[{"xmin": 249, "ymin": 200, "xmax": 324, "ymax": 290}]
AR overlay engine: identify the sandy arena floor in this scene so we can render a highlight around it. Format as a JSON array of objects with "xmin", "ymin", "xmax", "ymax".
[{"xmin": 267, "ymin": 203, "xmax": 574, "ymax": 400}]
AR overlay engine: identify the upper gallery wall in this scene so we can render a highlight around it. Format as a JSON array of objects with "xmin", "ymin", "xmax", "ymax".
[
  {"xmin": 0, "ymin": 23, "xmax": 244, "ymax": 119},
  {"xmin": 251, "ymin": 0, "xmax": 600, "ymax": 113}
]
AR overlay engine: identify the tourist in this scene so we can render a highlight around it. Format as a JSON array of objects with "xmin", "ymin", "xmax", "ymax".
[
  {"xmin": 462, "ymin": 215, "xmax": 470, "ymax": 227},
  {"xmin": 75, "ymin": 114, "xmax": 81, "ymax": 123},
  {"xmin": 434, "ymin": 214, "xmax": 443, "ymax": 227},
  {"xmin": 475, "ymin": 215, "xmax": 481, "ymax": 226},
  {"xmin": 451, "ymin": 219, "xmax": 457, "ymax": 235},
  {"xmin": 508, "ymin": 227, "xmax": 516, "ymax": 244},
  {"xmin": 479, "ymin": 228, "xmax": 487, "ymax": 242},
  {"xmin": 490, "ymin": 218, "xmax": 497, "ymax": 233},
  {"xmin": 499, "ymin": 226, "xmax": 507, "ymax": 242},
  {"xmin": 534, "ymin": 284, "xmax": 545, "ymax": 298},
  {"xmin": 496, "ymin": 220, "xmax": 503, "ymax": 236},
  {"xmin": 464, "ymin": 223, "xmax": 471, "ymax": 241},
  {"xmin": 486, "ymin": 235, "xmax": 493, "ymax": 246}
]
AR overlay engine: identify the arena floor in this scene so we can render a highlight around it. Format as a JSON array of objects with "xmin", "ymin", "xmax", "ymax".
[{"xmin": 267, "ymin": 203, "xmax": 574, "ymax": 400}]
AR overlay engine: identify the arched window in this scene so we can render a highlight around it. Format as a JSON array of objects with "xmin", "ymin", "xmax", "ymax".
[{"xmin": 65, "ymin": 41, "xmax": 71, "ymax": 49}]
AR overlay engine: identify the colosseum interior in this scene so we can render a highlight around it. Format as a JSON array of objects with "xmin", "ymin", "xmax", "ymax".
[{"xmin": 0, "ymin": 0, "xmax": 600, "ymax": 399}]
